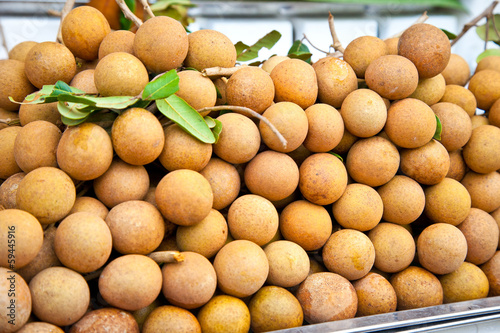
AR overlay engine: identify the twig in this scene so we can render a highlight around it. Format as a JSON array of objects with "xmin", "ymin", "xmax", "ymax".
[
  {"xmin": 302, "ymin": 34, "xmax": 329, "ymax": 55},
  {"xmin": 451, "ymin": 1, "xmax": 499, "ymax": 46},
  {"xmin": 328, "ymin": 12, "xmax": 345, "ymax": 54},
  {"xmin": 148, "ymin": 251, "xmax": 184, "ymax": 264},
  {"xmin": 0, "ymin": 20, "xmax": 8, "ymax": 55},
  {"xmin": 197, "ymin": 105, "xmax": 288, "ymax": 150},
  {"xmin": 202, "ymin": 65, "xmax": 247, "ymax": 78},
  {"xmin": 140, "ymin": 0, "xmax": 155, "ymax": 20},
  {"xmin": 0, "ymin": 118, "xmax": 20, "ymax": 126},
  {"xmin": 391, "ymin": 11, "xmax": 429, "ymax": 38},
  {"xmin": 116, "ymin": 0, "xmax": 143, "ymax": 28},
  {"xmin": 56, "ymin": 0, "xmax": 76, "ymax": 44},
  {"xmin": 47, "ymin": 9, "xmax": 61, "ymax": 17}
]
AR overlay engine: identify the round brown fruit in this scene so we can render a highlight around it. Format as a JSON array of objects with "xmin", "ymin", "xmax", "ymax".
[
  {"xmin": 441, "ymin": 53, "xmax": 470, "ymax": 86},
  {"xmin": 481, "ymin": 251, "xmax": 500, "ymax": 296},
  {"xmin": 312, "ymin": 57, "xmax": 357, "ymax": 108},
  {"xmin": 431, "ymin": 102, "xmax": 472, "ymax": 151},
  {"xmin": 261, "ymin": 55, "xmax": 289, "ymax": 73},
  {"xmin": 69, "ymin": 69, "xmax": 98, "ymax": 94},
  {"xmin": 400, "ymin": 139, "xmax": 450, "ymax": 185},
  {"xmin": 0, "ymin": 127, "xmax": 22, "ymax": 180},
  {"xmin": 176, "ymin": 70, "xmax": 217, "ymax": 115},
  {"xmin": 424, "ymin": 177, "xmax": 471, "ymax": 225},
  {"xmin": 447, "ymin": 149, "xmax": 468, "ymax": 182},
  {"xmin": 439, "ymin": 262, "xmax": 489, "ymax": 303},
  {"xmin": 343, "ymin": 36, "xmax": 388, "ymax": 78},
  {"xmin": 18, "ymin": 322, "xmax": 65, "ymax": 333},
  {"xmin": 142, "ymin": 305, "xmax": 201, "ymax": 333},
  {"xmin": 98, "ymin": 30, "xmax": 135, "ymax": 60},
  {"xmin": 468, "ymin": 69, "xmax": 500, "ymax": 111},
  {"xmin": 8, "ymin": 41, "xmax": 37, "ymax": 62},
  {"xmin": 197, "ymin": 295, "xmax": 250, "ymax": 333},
  {"xmin": 70, "ymin": 307, "xmax": 139, "ymax": 333},
  {"xmin": 264, "ymin": 240, "xmax": 310, "ymax": 288},
  {"xmin": 490, "ymin": 97, "xmax": 500, "ymax": 127},
  {"xmin": 476, "ymin": 55, "xmax": 500, "ymax": 73},
  {"xmin": 341, "ymin": 88, "xmax": 387, "ymax": 138},
  {"xmin": 0, "ymin": 268, "xmax": 31, "ymax": 333},
  {"xmin": 199, "ymin": 157, "xmax": 240, "ymax": 210},
  {"xmin": 184, "ymin": 29, "xmax": 236, "ymax": 71},
  {"xmin": 303, "ymin": 103, "xmax": 344, "ymax": 153},
  {"xmin": 0, "ymin": 59, "xmax": 36, "ymax": 111},
  {"xmin": 461, "ymin": 171, "xmax": 500, "ymax": 213},
  {"xmin": 19, "ymin": 100, "xmax": 60, "ymax": 126},
  {"xmin": 409, "ymin": 74, "xmax": 446, "ymax": 106},
  {"xmin": 353, "ymin": 272, "xmax": 397, "ymax": 317},
  {"xmin": 440, "ymin": 84, "xmax": 477, "ymax": 117},
  {"xmin": 462, "ymin": 125, "xmax": 500, "ymax": 174},
  {"xmin": 0, "ymin": 172, "xmax": 25, "ymax": 209},
  {"xmin": 69, "ymin": 196, "xmax": 109, "ymax": 220}
]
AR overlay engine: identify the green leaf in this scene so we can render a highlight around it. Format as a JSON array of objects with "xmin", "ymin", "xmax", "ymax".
[
  {"xmin": 236, "ymin": 30, "xmax": 282, "ymax": 62},
  {"xmin": 57, "ymin": 101, "xmax": 92, "ymax": 120},
  {"xmin": 328, "ymin": 152, "xmax": 344, "ymax": 162},
  {"xmin": 150, "ymin": 0, "xmax": 196, "ymax": 12},
  {"xmin": 142, "ymin": 69, "xmax": 180, "ymax": 101},
  {"xmin": 434, "ymin": 115, "xmax": 442, "ymax": 141},
  {"xmin": 156, "ymin": 95, "xmax": 216, "ymax": 144},
  {"xmin": 476, "ymin": 14, "xmax": 500, "ymax": 42},
  {"xmin": 234, "ymin": 41, "xmax": 250, "ymax": 56},
  {"xmin": 204, "ymin": 116, "xmax": 216, "ymax": 129},
  {"xmin": 441, "ymin": 28, "xmax": 457, "ymax": 40},
  {"xmin": 211, "ymin": 118, "xmax": 222, "ymax": 143},
  {"xmin": 57, "ymin": 95, "xmax": 140, "ymax": 110},
  {"xmin": 119, "ymin": 0, "xmax": 136, "ymax": 30},
  {"xmin": 287, "ymin": 40, "xmax": 312, "ymax": 63},
  {"xmin": 476, "ymin": 49, "xmax": 500, "ymax": 63},
  {"xmin": 288, "ymin": 51, "xmax": 313, "ymax": 63}
]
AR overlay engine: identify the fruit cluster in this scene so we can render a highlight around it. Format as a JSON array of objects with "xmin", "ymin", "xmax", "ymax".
[{"xmin": 1, "ymin": 4, "xmax": 500, "ymax": 333}]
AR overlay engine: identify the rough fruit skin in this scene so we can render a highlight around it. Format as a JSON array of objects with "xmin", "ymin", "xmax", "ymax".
[
  {"xmin": 184, "ymin": 29, "xmax": 237, "ymax": 70},
  {"xmin": 0, "ymin": 268, "xmax": 31, "ymax": 333},
  {"xmin": 424, "ymin": 178, "xmax": 471, "ymax": 226},
  {"xmin": 133, "ymin": 16, "xmax": 188, "ymax": 73},
  {"xmin": 462, "ymin": 125, "xmax": 500, "ymax": 174},
  {"xmin": 69, "ymin": 308, "xmax": 140, "ymax": 333},
  {"xmin": 0, "ymin": 59, "xmax": 36, "ymax": 111},
  {"xmin": 312, "ymin": 57, "xmax": 357, "ymax": 108},
  {"xmin": 439, "ymin": 262, "xmax": 489, "ymax": 304},
  {"xmin": 197, "ymin": 295, "xmax": 250, "ymax": 333},
  {"xmin": 468, "ymin": 69, "xmax": 500, "ymax": 111},
  {"xmin": 353, "ymin": 272, "xmax": 397, "ymax": 317}
]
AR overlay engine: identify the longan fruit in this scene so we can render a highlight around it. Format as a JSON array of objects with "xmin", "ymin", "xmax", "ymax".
[
  {"xmin": 184, "ymin": 29, "xmax": 237, "ymax": 71},
  {"xmin": 384, "ymin": 37, "xmax": 399, "ymax": 55},
  {"xmin": 0, "ymin": 59, "xmax": 36, "ymax": 111},
  {"xmin": 440, "ymin": 262, "xmax": 489, "ymax": 303},
  {"xmin": 481, "ymin": 251, "xmax": 500, "ymax": 296},
  {"xmin": 18, "ymin": 322, "xmax": 65, "ymax": 333},
  {"xmin": 303, "ymin": 103, "xmax": 344, "ymax": 152},
  {"xmin": 199, "ymin": 158, "xmax": 240, "ymax": 210},
  {"xmin": 352, "ymin": 272, "xmax": 397, "ymax": 317},
  {"xmin": 98, "ymin": 30, "xmax": 135, "ymax": 59},
  {"xmin": 468, "ymin": 69, "xmax": 500, "ymax": 111},
  {"xmin": 8, "ymin": 41, "xmax": 37, "ymax": 62},
  {"xmin": 142, "ymin": 305, "xmax": 201, "ymax": 333},
  {"xmin": 489, "ymin": 97, "xmax": 500, "ymax": 127},
  {"xmin": 69, "ymin": 196, "xmax": 109, "ymax": 220},
  {"xmin": 0, "ymin": 127, "xmax": 23, "ymax": 180},
  {"xmin": 424, "ymin": 177, "xmax": 471, "ymax": 226},
  {"xmin": 343, "ymin": 35, "xmax": 388, "ymax": 78},
  {"xmin": 440, "ymin": 84, "xmax": 477, "ymax": 117},
  {"xmin": 19, "ymin": 100, "xmax": 60, "ymax": 126},
  {"xmin": 341, "ymin": 88, "xmax": 387, "ymax": 138},
  {"xmin": 462, "ymin": 125, "xmax": 500, "ymax": 174},
  {"xmin": 69, "ymin": 69, "xmax": 98, "ymax": 94},
  {"xmin": 70, "ymin": 308, "xmax": 139, "ymax": 333},
  {"xmin": 0, "ymin": 268, "xmax": 31, "ymax": 333},
  {"xmin": 409, "ymin": 74, "xmax": 446, "ymax": 106},
  {"xmin": 476, "ymin": 55, "xmax": 500, "ymax": 73},
  {"xmin": 264, "ymin": 240, "xmax": 310, "ymax": 288},
  {"xmin": 176, "ymin": 70, "xmax": 217, "ymax": 115},
  {"xmin": 261, "ymin": 55, "xmax": 289, "ymax": 73},
  {"xmin": 441, "ymin": 53, "xmax": 471, "ymax": 86},
  {"xmin": 431, "ymin": 102, "xmax": 472, "ymax": 151},
  {"xmin": 197, "ymin": 295, "xmax": 250, "ymax": 333},
  {"xmin": 461, "ymin": 171, "xmax": 500, "ymax": 213},
  {"xmin": 447, "ymin": 149, "xmax": 468, "ymax": 182},
  {"xmin": 0, "ymin": 172, "xmax": 25, "ymax": 209}
]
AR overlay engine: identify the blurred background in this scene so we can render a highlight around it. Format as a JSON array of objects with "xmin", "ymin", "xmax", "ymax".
[{"xmin": 0, "ymin": 0, "xmax": 497, "ymax": 71}]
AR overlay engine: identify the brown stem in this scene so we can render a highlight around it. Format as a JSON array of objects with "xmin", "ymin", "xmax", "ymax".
[
  {"xmin": 0, "ymin": 19, "xmax": 8, "ymax": 54},
  {"xmin": 328, "ymin": 12, "xmax": 345, "ymax": 54},
  {"xmin": 451, "ymin": 1, "xmax": 499, "ymax": 46},
  {"xmin": 47, "ymin": 9, "xmax": 61, "ymax": 17},
  {"xmin": 302, "ymin": 34, "xmax": 329, "ymax": 55},
  {"xmin": 148, "ymin": 251, "xmax": 184, "ymax": 264},
  {"xmin": 140, "ymin": 0, "xmax": 155, "ymax": 20},
  {"xmin": 197, "ymin": 105, "xmax": 288, "ymax": 150},
  {"xmin": 202, "ymin": 65, "xmax": 247, "ymax": 78},
  {"xmin": 116, "ymin": 0, "xmax": 143, "ymax": 28},
  {"xmin": 56, "ymin": 0, "xmax": 76, "ymax": 44},
  {"xmin": 391, "ymin": 11, "xmax": 429, "ymax": 38}
]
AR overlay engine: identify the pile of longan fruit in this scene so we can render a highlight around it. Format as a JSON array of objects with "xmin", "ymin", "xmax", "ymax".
[{"xmin": 2, "ymin": 4, "xmax": 500, "ymax": 333}]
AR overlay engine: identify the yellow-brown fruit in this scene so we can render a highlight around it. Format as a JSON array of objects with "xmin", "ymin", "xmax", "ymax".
[
  {"xmin": 0, "ymin": 127, "xmax": 22, "ymax": 180},
  {"xmin": 99, "ymin": 254, "xmax": 163, "ymax": 311},
  {"xmin": 472, "ymin": 115, "xmax": 490, "ymax": 129},
  {"xmin": 303, "ymin": 103, "xmax": 344, "ymax": 152},
  {"xmin": 112, "ymin": 107, "xmax": 164, "ymax": 166},
  {"xmin": 244, "ymin": 150, "xmax": 299, "ymax": 202},
  {"xmin": 272, "ymin": 58, "xmax": 318, "ymax": 109},
  {"xmin": 159, "ymin": 124, "xmax": 212, "ymax": 172},
  {"xmin": 417, "ymin": 223, "xmax": 468, "ymax": 275},
  {"xmin": 490, "ymin": 97, "xmax": 500, "ymax": 127},
  {"xmin": 440, "ymin": 84, "xmax": 477, "ymax": 117},
  {"xmin": 93, "ymin": 158, "xmax": 150, "ymax": 208},
  {"xmin": 228, "ymin": 194, "xmax": 279, "ymax": 246},
  {"xmin": 155, "ymin": 169, "xmax": 213, "ymax": 226},
  {"xmin": 279, "ymin": 200, "xmax": 332, "ymax": 251},
  {"xmin": 197, "ymin": 295, "xmax": 250, "ymax": 333},
  {"xmin": 296, "ymin": 272, "xmax": 357, "ymax": 324},
  {"xmin": 70, "ymin": 308, "xmax": 139, "ymax": 333},
  {"xmin": 14, "ymin": 120, "xmax": 61, "ymax": 173},
  {"xmin": 322, "ymin": 229, "xmax": 375, "ymax": 280},
  {"xmin": 200, "ymin": 158, "xmax": 240, "ymax": 210},
  {"xmin": 343, "ymin": 36, "xmax": 388, "ymax": 78},
  {"xmin": 0, "ymin": 172, "xmax": 24, "ymax": 209},
  {"xmin": 461, "ymin": 171, "xmax": 500, "ymax": 213},
  {"xmin": 398, "ymin": 23, "xmax": 451, "ymax": 79},
  {"xmin": 481, "ymin": 251, "xmax": 500, "ymax": 296},
  {"xmin": 440, "ymin": 262, "xmax": 489, "ymax": 303},
  {"xmin": 25, "ymin": 42, "xmax": 76, "ymax": 89},
  {"xmin": 259, "ymin": 101, "xmax": 308, "ymax": 153},
  {"xmin": 264, "ymin": 240, "xmax": 310, "ymax": 288},
  {"xmin": 213, "ymin": 77, "xmax": 227, "ymax": 106},
  {"xmin": 8, "ymin": 41, "xmax": 37, "ymax": 62},
  {"xmin": 0, "ymin": 59, "xmax": 36, "ymax": 111},
  {"xmin": 332, "ymin": 128, "xmax": 358, "ymax": 155},
  {"xmin": 54, "ymin": 212, "xmax": 112, "ymax": 273},
  {"xmin": 61, "ymin": 6, "xmax": 110, "ymax": 60},
  {"xmin": 19, "ymin": 322, "xmax": 65, "ymax": 333},
  {"xmin": 346, "ymin": 136, "xmax": 400, "ymax": 187},
  {"xmin": 213, "ymin": 112, "xmax": 261, "ymax": 164},
  {"xmin": 332, "ymin": 183, "xmax": 383, "ymax": 231},
  {"xmin": 312, "ymin": 56, "xmax": 357, "ymax": 108},
  {"xmin": 447, "ymin": 149, "xmax": 468, "ymax": 182},
  {"xmin": 98, "ymin": 29, "xmax": 135, "ymax": 59},
  {"xmin": 458, "ymin": 208, "xmax": 499, "ymax": 265},
  {"xmin": 69, "ymin": 69, "xmax": 98, "ymax": 94},
  {"xmin": 424, "ymin": 177, "xmax": 471, "ymax": 225},
  {"xmin": 431, "ymin": 102, "xmax": 472, "ymax": 151},
  {"xmin": 226, "ymin": 66, "xmax": 274, "ymax": 114},
  {"xmin": 17, "ymin": 167, "xmax": 76, "ymax": 224},
  {"xmin": 106, "ymin": 200, "xmax": 165, "ymax": 255},
  {"xmin": 377, "ymin": 175, "xmax": 425, "ymax": 225},
  {"xmin": 468, "ymin": 69, "xmax": 500, "ymax": 110},
  {"xmin": 249, "ymin": 286, "xmax": 303, "ymax": 332},
  {"xmin": 134, "ymin": 16, "xmax": 188, "ymax": 73},
  {"xmin": 19, "ymin": 100, "xmax": 60, "ymax": 126},
  {"xmin": 365, "ymin": 55, "xmax": 418, "ymax": 100},
  {"xmin": 299, "ymin": 152, "xmax": 347, "ymax": 205},
  {"xmin": 30, "ymin": 266, "xmax": 89, "ymax": 326},
  {"xmin": 69, "ymin": 196, "xmax": 108, "ymax": 220},
  {"xmin": 0, "ymin": 268, "xmax": 31, "ymax": 333},
  {"xmin": 94, "ymin": 52, "xmax": 149, "ymax": 97},
  {"xmin": 409, "ymin": 74, "xmax": 446, "ymax": 105},
  {"xmin": 463, "ymin": 125, "xmax": 500, "ymax": 173},
  {"xmin": 261, "ymin": 55, "xmax": 289, "ymax": 73},
  {"xmin": 400, "ymin": 139, "xmax": 450, "ymax": 185},
  {"xmin": 176, "ymin": 70, "xmax": 217, "ymax": 115},
  {"xmin": 353, "ymin": 272, "xmax": 397, "ymax": 317},
  {"xmin": 57, "ymin": 122, "xmax": 113, "ymax": 181},
  {"xmin": 476, "ymin": 55, "xmax": 500, "ymax": 73},
  {"xmin": 368, "ymin": 222, "xmax": 415, "ymax": 273},
  {"xmin": 213, "ymin": 240, "xmax": 269, "ymax": 298},
  {"xmin": 176, "ymin": 209, "xmax": 228, "ymax": 258},
  {"xmin": 441, "ymin": 53, "xmax": 470, "ymax": 86},
  {"xmin": 390, "ymin": 266, "xmax": 443, "ymax": 310},
  {"xmin": 184, "ymin": 29, "xmax": 237, "ymax": 70},
  {"xmin": 142, "ymin": 305, "xmax": 201, "ymax": 333},
  {"xmin": 162, "ymin": 251, "xmax": 217, "ymax": 309},
  {"xmin": 341, "ymin": 88, "xmax": 387, "ymax": 137},
  {"xmin": 0, "ymin": 209, "xmax": 43, "ymax": 269},
  {"xmin": 385, "ymin": 98, "xmax": 436, "ymax": 148},
  {"xmin": 384, "ymin": 37, "xmax": 399, "ymax": 55}
]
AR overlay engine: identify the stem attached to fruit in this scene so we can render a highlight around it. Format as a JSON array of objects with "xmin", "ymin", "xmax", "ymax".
[
  {"xmin": 451, "ymin": 1, "xmax": 499, "ymax": 47},
  {"xmin": 56, "ymin": 0, "xmax": 76, "ymax": 43},
  {"xmin": 391, "ymin": 11, "xmax": 429, "ymax": 38},
  {"xmin": 148, "ymin": 251, "xmax": 185, "ymax": 264},
  {"xmin": 140, "ymin": 0, "xmax": 155, "ymax": 20},
  {"xmin": 328, "ymin": 12, "xmax": 345, "ymax": 54},
  {"xmin": 202, "ymin": 65, "xmax": 247, "ymax": 78},
  {"xmin": 116, "ymin": 0, "xmax": 143, "ymax": 28},
  {"xmin": 197, "ymin": 105, "xmax": 288, "ymax": 150}
]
